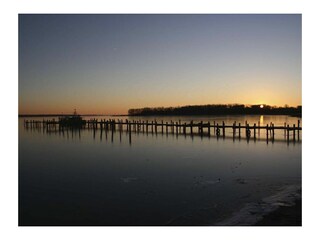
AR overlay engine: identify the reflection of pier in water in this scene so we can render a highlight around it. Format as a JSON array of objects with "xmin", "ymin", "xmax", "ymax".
[{"xmin": 24, "ymin": 118, "xmax": 302, "ymax": 145}]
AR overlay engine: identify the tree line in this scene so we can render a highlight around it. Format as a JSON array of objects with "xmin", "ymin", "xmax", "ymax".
[{"xmin": 128, "ymin": 104, "xmax": 302, "ymax": 116}]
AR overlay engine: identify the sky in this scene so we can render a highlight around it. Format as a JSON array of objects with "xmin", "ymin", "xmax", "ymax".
[{"xmin": 19, "ymin": 14, "xmax": 301, "ymax": 115}]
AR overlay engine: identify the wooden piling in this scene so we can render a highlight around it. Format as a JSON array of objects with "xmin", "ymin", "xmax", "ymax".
[
  {"xmin": 161, "ymin": 120, "xmax": 164, "ymax": 134},
  {"xmin": 190, "ymin": 121, "xmax": 193, "ymax": 135},
  {"xmin": 222, "ymin": 121, "xmax": 225, "ymax": 138},
  {"xmin": 297, "ymin": 120, "xmax": 300, "ymax": 141},
  {"xmin": 129, "ymin": 122, "xmax": 132, "ymax": 144},
  {"xmin": 287, "ymin": 124, "xmax": 290, "ymax": 143},
  {"xmin": 238, "ymin": 123, "xmax": 241, "ymax": 139},
  {"xmin": 232, "ymin": 122, "xmax": 235, "ymax": 141},
  {"xmin": 151, "ymin": 121, "xmax": 154, "ymax": 134},
  {"xmin": 254, "ymin": 123, "xmax": 256, "ymax": 140},
  {"xmin": 272, "ymin": 123, "xmax": 275, "ymax": 143},
  {"xmin": 266, "ymin": 124, "xmax": 269, "ymax": 143},
  {"xmin": 146, "ymin": 120, "xmax": 149, "ymax": 134},
  {"xmin": 137, "ymin": 120, "xmax": 140, "ymax": 134},
  {"xmin": 111, "ymin": 123, "xmax": 114, "ymax": 142},
  {"xmin": 216, "ymin": 123, "xmax": 220, "ymax": 138},
  {"xmin": 176, "ymin": 122, "xmax": 179, "ymax": 135},
  {"xmin": 293, "ymin": 124, "xmax": 296, "ymax": 142}
]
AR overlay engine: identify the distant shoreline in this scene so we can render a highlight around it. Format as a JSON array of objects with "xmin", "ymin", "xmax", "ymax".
[
  {"xmin": 18, "ymin": 114, "xmax": 124, "ymax": 117},
  {"xmin": 18, "ymin": 113, "xmax": 301, "ymax": 118},
  {"xmin": 128, "ymin": 104, "xmax": 302, "ymax": 117}
]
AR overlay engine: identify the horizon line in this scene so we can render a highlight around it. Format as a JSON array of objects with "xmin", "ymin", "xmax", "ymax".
[{"xmin": 19, "ymin": 103, "xmax": 302, "ymax": 116}]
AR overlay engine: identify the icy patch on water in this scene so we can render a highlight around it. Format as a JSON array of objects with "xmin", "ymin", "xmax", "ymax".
[
  {"xmin": 121, "ymin": 177, "xmax": 138, "ymax": 183},
  {"xmin": 215, "ymin": 184, "xmax": 301, "ymax": 226},
  {"xmin": 193, "ymin": 176, "xmax": 221, "ymax": 187}
]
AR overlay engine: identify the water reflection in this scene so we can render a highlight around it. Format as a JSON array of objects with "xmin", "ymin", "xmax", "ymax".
[
  {"xmin": 19, "ymin": 116, "xmax": 302, "ymax": 226},
  {"xmin": 260, "ymin": 115, "xmax": 264, "ymax": 125}
]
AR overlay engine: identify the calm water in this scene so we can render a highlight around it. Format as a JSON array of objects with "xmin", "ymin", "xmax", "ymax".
[{"xmin": 19, "ymin": 115, "xmax": 301, "ymax": 225}]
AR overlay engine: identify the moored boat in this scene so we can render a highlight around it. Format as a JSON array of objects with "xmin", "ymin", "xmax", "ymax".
[{"xmin": 58, "ymin": 109, "xmax": 86, "ymax": 127}]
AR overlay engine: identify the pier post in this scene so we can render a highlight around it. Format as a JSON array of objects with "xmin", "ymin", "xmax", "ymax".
[
  {"xmin": 155, "ymin": 121, "xmax": 157, "ymax": 135},
  {"xmin": 176, "ymin": 122, "xmax": 179, "ymax": 135},
  {"xmin": 266, "ymin": 124, "xmax": 269, "ymax": 144},
  {"xmin": 111, "ymin": 123, "xmax": 114, "ymax": 142},
  {"xmin": 129, "ymin": 122, "xmax": 132, "ymax": 144},
  {"xmin": 135, "ymin": 120, "xmax": 137, "ymax": 132},
  {"xmin": 233, "ymin": 122, "xmax": 235, "ymax": 141},
  {"xmin": 246, "ymin": 124, "xmax": 250, "ymax": 142},
  {"xmin": 151, "ymin": 121, "xmax": 154, "ymax": 134},
  {"xmin": 258, "ymin": 121, "xmax": 260, "ymax": 136},
  {"xmin": 184, "ymin": 123, "xmax": 187, "ymax": 136},
  {"xmin": 208, "ymin": 121, "xmax": 210, "ymax": 136},
  {"xmin": 190, "ymin": 121, "xmax": 193, "ymax": 136},
  {"xmin": 272, "ymin": 123, "xmax": 275, "ymax": 143},
  {"xmin": 254, "ymin": 123, "xmax": 256, "ymax": 140},
  {"xmin": 166, "ymin": 122, "xmax": 168, "ymax": 134},
  {"xmin": 213, "ymin": 121, "xmax": 216, "ymax": 136},
  {"xmin": 293, "ymin": 124, "xmax": 296, "ymax": 142},
  {"xmin": 171, "ymin": 121, "xmax": 174, "ymax": 134},
  {"xmin": 222, "ymin": 121, "xmax": 225, "ymax": 138},
  {"xmin": 136, "ymin": 120, "xmax": 138, "ymax": 132},
  {"xmin": 179, "ymin": 120, "xmax": 181, "ymax": 133},
  {"xmin": 238, "ymin": 123, "xmax": 241, "ymax": 140},
  {"xmin": 146, "ymin": 120, "xmax": 148, "ymax": 134},
  {"xmin": 142, "ymin": 121, "xmax": 144, "ymax": 133},
  {"xmin": 287, "ymin": 124, "xmax": 290, "ymax": 143},
  {"xmin": 297, "ymin": 120, "xmax": 300, "ymax": 141},
  {"xmin": 161, "ymin": 120, "xmax": 164, "ymax": 134},
  {"xmin": 246, "ymin": 124, "xmax": 250, "ymax": 140},
  {"xmin": 216, "ymin": 123, "xmax": 220, "ymax": 139}
]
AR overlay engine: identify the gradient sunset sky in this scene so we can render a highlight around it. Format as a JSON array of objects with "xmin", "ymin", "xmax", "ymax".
[{"xmin": 19, "ymin": 14, "xmax": 301, "ymax": 115}]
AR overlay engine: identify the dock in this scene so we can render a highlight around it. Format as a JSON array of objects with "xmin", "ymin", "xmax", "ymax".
[{"xmin": 23, "ymin": 118, "xmax": 302, "ymax": 144}]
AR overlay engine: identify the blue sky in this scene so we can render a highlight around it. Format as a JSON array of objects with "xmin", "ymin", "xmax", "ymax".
[{"xmin": 19, "ymin": 14, "xmax": 301, "ymax": 114}]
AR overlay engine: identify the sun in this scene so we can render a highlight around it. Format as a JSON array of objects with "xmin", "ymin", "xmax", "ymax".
[{"xmin": 260, "ymin": 104, "xmax": 264, "ymax": 108}]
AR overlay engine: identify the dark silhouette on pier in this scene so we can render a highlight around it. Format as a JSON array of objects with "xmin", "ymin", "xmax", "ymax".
[
  {"xmin": 128, "ymin": 104, "xmax": 302, "ymax": 117},
  {"xmin": 58, "ymin": 109, "xmax": 86, "ymax": 127}
]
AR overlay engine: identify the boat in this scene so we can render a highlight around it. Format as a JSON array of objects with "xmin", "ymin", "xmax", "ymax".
[{"xmin": 58, "ymin": 109, "xmax": 86, "ymax": 127}]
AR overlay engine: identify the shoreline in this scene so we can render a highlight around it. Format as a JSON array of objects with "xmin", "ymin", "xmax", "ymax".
[
  {"xmin": 254, "ymin": 199, "xmax": 301, "ymax": 226},
  {"xmin": 214, "ymin": 185, "xmax": 301, "ymax": 226}
]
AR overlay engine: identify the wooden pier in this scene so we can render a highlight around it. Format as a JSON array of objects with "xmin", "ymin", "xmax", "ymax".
[{"xmin": 23, "ymin": 119, "xmax": 302, "ymax": 144}]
